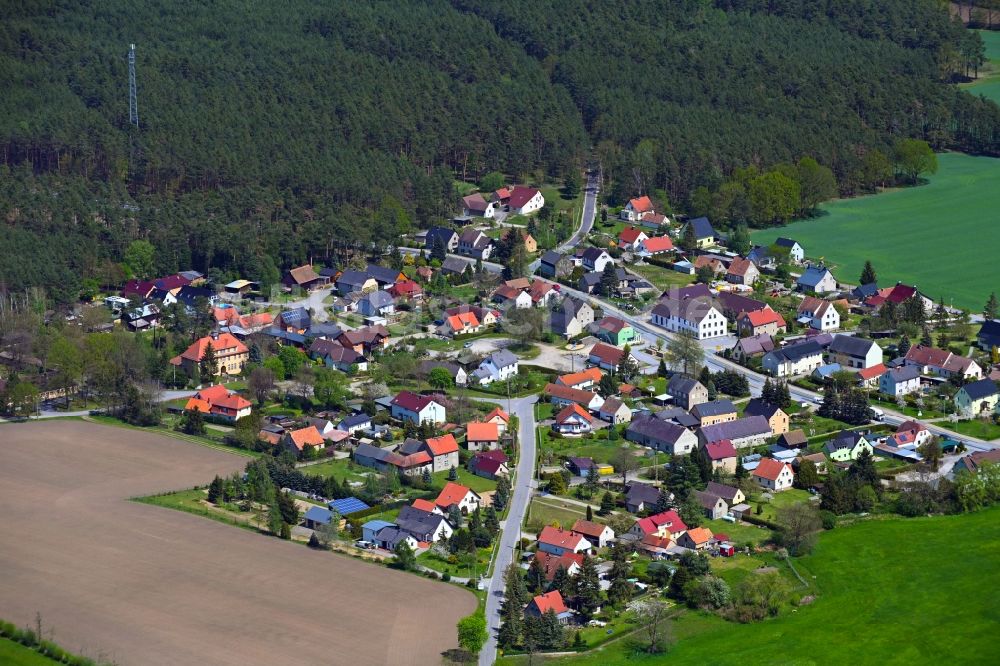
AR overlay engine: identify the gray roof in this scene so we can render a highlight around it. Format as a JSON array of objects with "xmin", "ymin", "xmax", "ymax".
[
  {"xmin": 774, "ymin": 237, "xmax": 799, "ymax": 248},
  {"xmin": 426, "ymin": 227, "xmax": 457, "ymax": 248},
  {"xmin": 374, "ymin": 525, "xmax": 413, "ymax": 549},
  {"xmin": 626, "ymin": 482, "xmax": 661, "ymax": 506},
  {"xmin": 540, "ymin": 250, "xmax": 564, "ymax": 266},
  {"xmin": 767, "ymin": 339, "xmax": 823, "ymax": 363},
  {"xmin": 743, "ymin": 399, "xmax": 783, "ymax": 420},
  {"xmin": 716, "ymin": 291, "xmax": 767, "ymax": 316},
  {"xmin": 885, "ymin": 365, "xmax": 921, "ymax": 383},
  {"xmin": 655, "ymin": 407, "xmax": 699, "ymax": 428},
  {"xmin": 706, "ymin": 481, "xmax": 742, "ymax": 503},
  {"xmin": 700, "ymin": 415, "xmax": 771, "ymax": 442},
  {"xmin": 337, "ymin": 270, "xmax": 371, "ymax": 288},
  {"xmin": 691, "ymin": 400, "xmax": 737, "ymax": 419},
  {"xmin": 667, "ymin": 375, "xmax": 703, "ymax": 396},
  {"xmin": 627, "ymin": 414, "xmax": 689, "ymax": 445},
  {"xmin": 354, "ymin": 442, "xmax": 393, "ymax": 463},
  {"xmin": 485, "ymin": 349, "xmax": 518, "ymax": 369},
  {"xmin": 961, "ymin": 378, "xmax": 1000, "ymax": 400},
  {"xmin": 853, "ymin": 282, "xmax": 880, "ymax": 299},
  {"xmin": 694, "ymin": 489, "xmax": 725, "ymax": 510},
  {"xmin": 360, "ymin": 290, "xmax": 394, "ymax": 309},
  {"xmin": 396, "ymin": 505, "xmax": 449, "ymax": 540},
  {"xmin": 978, "ymin": 320, "xmax": 1000, "ymax": 346},
  {"xmin": 687, "ymin": 216, "xmax": 716, "ymax": 239},
  {"xmin": 735, "ymin": 334, "xmax": 775, "ymax": 356},
  {"xmin": 652, "ymin": 295, "xmax": 721, "ymax": 325},
  {"xmin": 441, "ymin": 256, "xmax": 471, "ymax": 274},
  {"xmin": 797, "ymin": 265, "xmax": 833, "ymax": 287},
  {"xmin": 339, "ymin": 412, "xmax": 372, "ymax": 429},
  {"xmin": 365, "ymin": 264, "xmax": 401, "ymax": 285},
  {"xmin": 579, "ymin": 272, "xmax": 602, "ymax": 288},
  {"xmin": 581, "ymin": 247, "xmax": 608, "ymax": 262},
  {"xmin": 828, "ymin": 335, "xmax": 878, "ymax": 358}
]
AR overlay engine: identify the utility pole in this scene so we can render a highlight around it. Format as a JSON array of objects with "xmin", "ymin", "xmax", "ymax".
[{"xmin": 128, "ymin": 44, "xmax": 139, "ymax": 128}]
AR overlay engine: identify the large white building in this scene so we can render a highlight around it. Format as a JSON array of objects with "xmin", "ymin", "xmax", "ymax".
[{"xmin": 651, "ymin": 295, "xmax": 728, "ymax": 340}]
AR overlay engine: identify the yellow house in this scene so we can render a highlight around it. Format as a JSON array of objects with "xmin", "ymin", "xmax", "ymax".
[
  {"xmin": 744, "ymin": 399, "xmax": 790, "ymax": 435},
  {"xmin": 691, "ymin": 400, "xmax": 738, "ymax": 427},
  {"xmin": 170, "ymin": 332, "xmax": 250, "ymax": 377}
]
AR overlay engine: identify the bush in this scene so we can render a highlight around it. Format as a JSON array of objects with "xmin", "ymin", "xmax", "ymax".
[
  {"xmin": 819, "ymin": 510, "xmax": 837, "ymax": 530},
  {"xmin": 443, "ymin": 572, "xmax": 452, "ymax": 582}
]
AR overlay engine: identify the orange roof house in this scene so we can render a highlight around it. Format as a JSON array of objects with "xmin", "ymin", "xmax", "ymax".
[
  {"xmin": 526, "ymin": 590, "xmax": 570, "ymax": 618},
  {"xmin": 435, "ymin": 482, "xmax": 480, "ymax": 512},
  {"xmin": 679, "ymin": 526, "xmax": 714, "ymax": 550},
  {"xmin": 282, "ymin": 426, "xmax": 326, "ymax": 453},
  {"xmin": 425, "ymin": 434, "xmax": 459, "ymax": 456},
  {"xmin": 637, "ymin": 235, "xmax": 674, "ymax": 255},
  {"xmin": 466, "ymin": 421, "xmax": 500, "ymax": 444},
  {"xmin": 627, "ymin": 195, "xmax": 654, "ymax": 214},
  {"xmin": 556, "ymin": 367, "xmax": 603, "ymax": 390},
  {"xmin": 184, "ymin": 397, "xmax": 212, "ymax": 413},
  {"xmin": 170, "ymin": 332, "xmax": 250, "ymax": 377},
  {"xmin": 412, "ymin": 498, "xmax": 439, "ymax": 513}
]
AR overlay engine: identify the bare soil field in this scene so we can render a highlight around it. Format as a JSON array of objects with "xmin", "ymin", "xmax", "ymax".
[{"xmin": 0, "ymin": 420, "xmax": 476, "ymax": 665}]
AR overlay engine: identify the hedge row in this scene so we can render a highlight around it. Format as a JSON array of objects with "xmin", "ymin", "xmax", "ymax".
[{"xmin": 0, "ymin": 619, "xmax": 110, "ymax": 665}]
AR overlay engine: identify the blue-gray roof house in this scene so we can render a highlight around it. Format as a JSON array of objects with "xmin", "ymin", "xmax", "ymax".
[
  {"xmin": 279, "ymin": 307, "xmax": 312, "ymax": 331},
  {"xmin": 362, "ymin": 520, "xmax": 395, "ymax": 543},
  {"xmin": 304, "ymin": 506, "xmax": 334, "ymax": 529},
  {"xmin": 328, "ymin": 497, "xmax": 370, "ymax": 516},
  {"xmin": 685, "ymin": 217, "xmax": 717, "ymax": 246},
  {"xmin": 357, "ymin": 290, "xmax": 395, "ymax": 317},
  {"xmin": 338, "ymin": 413, "xmax": 372, "ymax": 432},
  {"xmin": 795, "ymin": 265, "xmax": 837, "ymax": 294}
]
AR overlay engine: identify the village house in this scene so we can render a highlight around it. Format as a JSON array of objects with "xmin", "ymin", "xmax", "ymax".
[
  {"xmin": 553, "ymin": 403, "xmax": 594, "ymax": 435},
  {"xmin": 976, "ymin": 319, "xmax": 1000, "ymax": 351},
  {"xmin": 795, "ymin": 264, "xmax": 837, "ymax": 294},
  {"xmin": 626, "ymin": 509, "xmax": 688, "ymax": 541},
  {"xmin": 550, "ymin": 296, "xmax": 595, "ymax": 338},
  {"xmin": 492, "ymin": 284, "xmax": 533, "ymax": 309},
  {"xmin": 953, "ymin": 449, "xmax": 1000, "ymax": 475},
  {"xmin": 309, "ymin": 338, "xmax": 368, "ymax": 373},
  {"xmin": 579, "ymin": 247, "xmax": 614, "ymax": 273},
  {"xmin": 737, "ymin": 308, "xmax": 787, "ymax": 337},
  {"xmin": 732, "ymin": 333, "xmax": 775, "ymax": 362},
  {"xmin": 625, "ymin": 482, "xmax": 661, "ymax": 513},
  {"xmin": 598, "ymin": 396, "xmax": 632, "ymax": 424},
  {"xmin": 533, "ymin": 551, "xmax": 584, "ymax": 582},
  {"xmin": 538, "ymin": 526, "xmax": 592, "ymax": 557},
  {"xmin": 618, "ymin": 226, "xmax": 649, "ymax": 250},
  {"xmin": 683, "ymin": 217, "xmax": 717, "ymax": 248},
  {"xmin": 797, "ymin": 296, "xmax": 840, "ymax": 331},
  {"xmin": 465, "ymin": 421, "xmax": 500, "ymax": 451},
  {"xmin": 439, "ymin": 310, "xmax": 481, "ymax": 337},
  {"xmin": 667, "ymin": 375, "xmax": 709, "ymax": 410},
  {"xmin": 903, "ymin": 345, "xmax": 982, "ymax": 380},
  {"xmin": 762, "ymin": 339, "xmax": 824, "ymax": 377},
  {"xmin": 890, "ymin": 420, "xmax": 932, "ymax": 449},
  {"xmin": 571, "ymin": 519, "xmax": 615, "ymax": 549},
  {"xmin": 387, "ymin": 279, "xmax": 422, "ymax": 302},
  {"xmin": 726, "ymin": 257, "xmax": 760, "ymax": 286},
  {"xmin": 752, "ymin": 458, "xmax": 795, "ymax": 491},
  {"xmin": 863, "ymin": 282, "xmax": 933, "ymax": 312},
  {"xmin": 390, "ymin": 391, "xmax": 446, "ymax": 425},
  {"xmin": 336, "ymin": 270, "xmax": 378, "ymax": 295},
  {"xmin": 626, "ymin": 414, "xmax": 698, "ymax": 455},
  {"xmin": 422, "ymin": 434, "xmax": 460, "ymax": 473},
  {"xmin": 435, "ymin": 482, "xmax": 481, "ymax": 514},
  {"xmin": 457, "ymin": 228, "xmax": 494, "ymax": 259},
  {"xmin": 281, "ymin": 426, "xmax": 326, "ymax": 456},
  {"xmin": 690, "ymin": 399, "xmax": 738, "ymax": 427},
  {"xmin": 170, "ymin": 332, "xmax": 249, "ymax": 377},
  {"xmin": 698, "ymin": 416, "xmax": 772, "ymax": 449},
  {"xmin": 525, "ymin": 591, "xmax": 573, "ymax": 622},
  {"xmin": 557, "ymin": 367, "xmax": 603, "ymax": 390},
  {"xmin": 774, "ymin": 237, "xmax": 805, "ymax": 263},
  {"xmin": 825, "ymin": 431, "xmax": 874, "ymax": 462},
  {"xmin": 462, "ymin": 193, "xmax": 496, "ymax": 218},
  {"xmin": 485, "ymin": 407, "xmax": 510, "ymax": 434},
  {"xmin": 588, "ymin": 342, "xmax": 634, "ymax": 372},
  {"xmin": 338, "ymin": 412, "xmax": 372, "ymax": 435},
  {"xmin": 337, "ymin": 325, "xmax": 390, "ymax": 356},
  {"xmin": 356, "ymin": 290, "xmax": 395, "ymax": 319},
  {"xmin": 879, "ymin": 365, "xmax": 922, "ymax": 397},
  {"xmin": 692, "ymin": 490, "xmax": 728, "ymax": 520},
  {"xmin": 704, "ymin": 439, "xmax": 738, "ymax": 473},
  {"xmin": 440, "ymin": 256, "xmax": 471, "ymax": 276},
  {"xmin": 742, "ymin": 399, "xmax": 789, "ymax": 435},
  {"xmin": 282, "ymin": 264, "xmax": 326, "ymax": 291},
  {"xmin": 184, "ymin": 384, "xmax": 253, "ymax": 422},
  {"xmin": 634, "ymin": 235, "xmax": 675, "ymax": 257},
  {"xmin": 619, "ymin": 195, "xmax": 655, "ymax": 222},
  {"xmin": 590, "ymin": 317, "xmax": 639, "ymax": 347},
  {"xmin": 472, "ymin": 349, "xmax": 519, "ymax": 385},
  {"xmin": 508, "ymin": 186, "xmax": 545, "ymax": 215},
  {"xmin": 828, "ymin": 335, "xmax": 882, "ymax": 370},
  {"xmin": 543, "ymin": 383, "xmax": 605, "ymax": 411},
  {"xmin": 396, "ymin": 505, "xmax": 453, "ymax": 542},
  {"xmin": 706, "ymin": 481, "xmax": 746, "ymax": 506},
  {"xmin": 954, "ymin": 379, "xmax": 1000, "ymax": 417},
  {"xmin": 425, "ymin": 226, "xmax": 460, "ymax": 253},
  {"xmin": 469, "ymin": 449, "xmax": 510, "ymax": 479},
  {"xmin": 528, "ymin": 279, "xmax": 558, "ymax": 307},
  {"xmin": 678, "ymin": 526, "xmax": 714, "ymax": 550},
  {"xmin": 651, "ymin": 294, "xmax": 728, "ymax": 340},
  {"xmin": 538, "ymin": 250, "xmax": 574, "ymax": 279}
]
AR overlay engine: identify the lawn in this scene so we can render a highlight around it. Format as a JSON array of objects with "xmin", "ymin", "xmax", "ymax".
[
  {"xmin": 961, "ymin": 30, "xmax": 1000, "ymax": 105},
  {"xmin": 946, "ymin": 418, "xmax": 1000, "ymax": 441},
  {"xmin": 536, "ymin": 507, "xmax": 1000, "ymax": 665},
  {"xmin": 525, "ymin": 496, "xmax": 589, "ymax": 531},
  {"xmin": 628, "ymin": 262, "xmax": 695, "ymax": 293},
  {"xmin": 0, "ymin": 639, "xmax": 58, "ymax": 666},
  {"xmin": 702, "ymin": 517, "xmax": 771, "ymax": 547},
  {"xmin": 432, "ymin": 467, "xmax": 497, "ymax": 494},
  {"xmin": 301, "ymin": 456, "xmax": 372, "ymax": 483},
  {"xmin": 750, "ymin": 152, "xmax": 1000, "ymax": 310},
  {"xmin": 747, "ymin": 488, "xmax": 813, "ymax": 523}
]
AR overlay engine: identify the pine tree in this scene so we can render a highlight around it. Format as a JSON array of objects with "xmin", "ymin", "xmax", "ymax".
[
  {"xmin": 762, "ymin": 378, "xmax": 775, "ymax": 404},
  {"xmin": 207, "ymin": 475, "xmax": 224, "ymax": 504},
  {"xmin": 586, "ymin": 504, "xmax": 593, "ymax": 521},
  {"xmin": 200, "ymin": 341, "xmax": 218, "ymax": 383},
  {"xmin": 575, "ymin": 557, "xmax": 602, "ymax": 619},
  {"xmin": 599, "ymin": 491, "xmax": 615, "ymax": 516},
  {"xmin": 680, "ymin": 221, "xmax": 698, "ymax": 253},
  {"xmin": 249, "ymin": 343, "xmax": 262, "ymax": 365},
  {"xmin": 526, "ymin": 556, "xmax": 547, "ymax": 593},
  {"xmin": 666, "ymin": 563, "xmax": 691, "ymax": 601},
  {"xmin": 898, "ymin": 335, "xmax": 911, "ymax": 356},
  {"xmin": 431, "ymin": 237, "xmax": 447, "ymax": 262},
  {"xmin": 705, "ymin": 379, "xmax": 717, "ymax": 401},
  {"xmin": 777, "ymin": 381, "xmax": 792, "ymax": 409},
  {"xmin": 920, "ymin": 325, "xmax": 933, "ymax": 347},
  {"xmin": 599, "ymin": 261, "xmax": 618, "ymax": 296},
  {"xmin": 606, "ymin": 540, "xmax": 633, "ymax": 607},
  {"xmin": 657, "ymin": 357, "xmax": 668, "ymax": 377},
  {"xmin": 985, "ymin": 292, "xmax": 999, "ymax": 320},
  {"xmin": 860, "ymin": 260, "xmax": 877, "ymax": 286}
]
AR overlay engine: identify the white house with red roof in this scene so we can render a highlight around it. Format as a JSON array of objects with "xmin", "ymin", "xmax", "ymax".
[
  {"xmin": 170, "ymin": 332, "xmax": 249, "ymax": 377},
  {"xmin": 435, "ymin": 482, "xmax": 481, "ymax": 514},
  {"xmin": 538, "ymin": 526, "xmax": 592, "ymax": 556},
  {"xmin": 737, "ymin": 308, "xmax": 787, "ymax": 337},
  {"xmin": 618, "ymin": 226, "xmax": 649, "ymax": 250},
  {"xmin": 484, "ymin": 407, "xmax": 510, "ymax": 434},
  {"xmin": 903, "ymin": 345, "xmax": 982, "ymax": 380},
  {"xmin": 635, "ymin": 235, "xmax": 674, "ymax": 257},
  {"xmin": 553, "ymin": 403, "xmax": 594, "ymax": 435},
  {"xmin": 726, "ymin": 257, "xmax": 760, "ymax": 286},
  {"xmin": 526, "ymin": 590, "xmax": 573, "ymax": 621},
  {"xmin": 533, "ymin": 551, "xmax": 584, "ymax": 581},
  {"xmin": 619, "ymin": 195, "xmax": 655, "ymax": 222},
  {"xmin": 752, "ymin": 458, "xmax": 794, "ymax": 491},
  {"xmin": 508, "ymin": 186, "xmax": 545, "ymax": 215},
  {"xmin": 184, "ymin": 384, "xmax": 253, "ymax": 422},
  {"xmin": 571, "ymin": 519, "xmax": 615, "ymax": 548},
  {"xmin": 588, "ymin": 342, "xmax": 635, "ymax": 372},
  {"xmin": 626, "ymin": 510, "xmax": 688, "ymax": 541},
  {"xmin": 888, "ymin": 420, "xmax": 932, "ymax": 448},
  {"xmin": 797, "ymin": 296, "xmax": 840, "ymax": 331},
  {"xmin": 704, "ymin": 439, "xmax": 738, "ymax": 474},
  {"xmin": 439, "ymin": 310, "xmax": 481, "ymax": 337},
  {"xmin": 422, "ymin": 434, "xmax": 460, "ymax": 473},
  {"xmin": 281, "ymin": 426, "xmax": 326, "ymax": 456},
  {"xmin": 465, "ymin": 421, "xmax": 500, "ymax": 451},
  {"xmin": 390, "ymin": 391, "xmax": 446, "ymax": 425}
]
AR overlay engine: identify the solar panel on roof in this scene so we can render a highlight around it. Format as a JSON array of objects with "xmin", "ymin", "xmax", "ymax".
[{"xmin": 328, "ymin": 497, "xmax": 370, "ymax": 515}]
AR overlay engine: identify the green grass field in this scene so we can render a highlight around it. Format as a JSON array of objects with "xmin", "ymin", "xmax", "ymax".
[
  {"xmin": 0, "ymin": 639, "xmax": 58, "ymax": 666},
  {"xmin": 751, "ymin": 152, "xmax": 1000, "ymax": 310},
  {"xmin": 962, "ymin": 30, "xmax": 1000, "ymax": 105},
  {"xmin": 535, "ymin": 507, "xmax": 1000, "ymax": 665}
]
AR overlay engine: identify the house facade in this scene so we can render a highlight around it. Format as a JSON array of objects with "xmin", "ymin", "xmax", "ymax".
[{"xmin": 651, "ymin": 295, "xmax": 728, "ymax": 340}]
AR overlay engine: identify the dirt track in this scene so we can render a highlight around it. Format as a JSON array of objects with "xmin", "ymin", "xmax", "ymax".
[{"xmin": 0, "ymin": 421, "xmax": 476, "ymax": 665}]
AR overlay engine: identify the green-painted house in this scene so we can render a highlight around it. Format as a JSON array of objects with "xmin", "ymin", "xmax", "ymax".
[
  {"xmin": 590, "ymin": 316, "xmax": 639, "ymax": 347},
  {"xmin": 824, "ymin": 431, "xmax": 874, "ymax": 462},
  {"xmin": 954, "ymin": 379, "xmax": 1000, "ymax": 418}
]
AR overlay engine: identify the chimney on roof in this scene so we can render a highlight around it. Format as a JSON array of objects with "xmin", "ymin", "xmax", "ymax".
[{"xmin": 210, "ymin": 331, "xmax": 219, "ymax": 340}]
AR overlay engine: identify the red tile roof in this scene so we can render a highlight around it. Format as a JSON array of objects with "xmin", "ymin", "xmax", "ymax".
[
  {"xmin": 742, "ymin": 308, "xmax": 786, "ymax": 328},
  {"xmin": 589, "ymin": 342, "xmax": 625, "ymax": 366},
  {"xmin": 286, "ymin": 426, "xmax": 325, "ymax": 451},
  {"xmin": 184, "ymin": 398, "xmax": 211, "ymax": 413},
  {"xmin": 412, "ymin": 498, "xmax": 438, "ymax": 513},
  {"xmin": 728, "ymin": 257, "xmax": 756, "ymax": 277},
  {"xmin": 555, "ymin": 403, "xmax": 592, "ymax": 425},
  {"xmin": 425, "ymin": 434, "xmax": 459, "ymax": 456},
  {"xmin": 508, "ymin": 186, "xmax": 540, "ymax": 210},
  {"xmin": 213, "ymin": 393, "xmax": 252, "ymax": 411},
  {"xmin": 538, "ymin": 526, "xmax": 589, "ymax": 551},
  {"xmin": 628, "ymin": 195, "xmax": 654, "ymax": 214},
  {"xmin": 543, "ymin": 383, "xmax": 598, "ymax": 406},
  {"xmin": 485, "ymin": 407, "xmax": 509, "ymax": 423},
  {"xmin": 857, "ymin": 364, "xmax": 887, "ymax": 381},
  {"xmin": 173, "ymin": 333, "xmax": 248, "ymax": 364},
  {"xmin": 391, "ymin": 391, "xmax": 436, "ymax": 413},
  {"xmin": 640, "ymin": 236, "xmax": 674, "ymax": 253},
  {"xmin": 195, "ymin": 384, "xmax": 230, "ymax": 403},
  {"xmin": 530, "ymin": 590, "xmax": 569, "ymax": 615},
  {"xmin": 533, "ymin": 551, "xmax": 585, "ymax": 581},
  {"xmin": 446, "ymin": 311, "xmax": 480, "ymax": 332},
  {"xmin": 571, "ymin": 519, "xmax": 609, "ymax": 540},
  {"xmin": 557, "ymin": 367, "xmax": 603, "ymax": 388},
  {"xmin": 466, "ymin": 422, "xmax": 499, "ymax": 442},
  {"xmin": 705, "ymin": 439, "xmax": 738, "ymax": 461},
  {"xmin": 618, "ymin": 226, "xmax": 646, "ymax": 244},
  {"xmin": 685, "ymin": 526, "xmax": 713, "ymax": 545},
  {"xmin": 389, "ymin": 279, "xmax": 423, "ymax": 298},
  {"xmin": 635, "ymin": 510, "xmax": 687, "ymax": 536},
  {"xmin": 753, "ymin": 458, "xmax": 791, "ymax": 481},
  {"xmin": 436, "ymin": 482, "xmax": 475, "ymax": 509}
]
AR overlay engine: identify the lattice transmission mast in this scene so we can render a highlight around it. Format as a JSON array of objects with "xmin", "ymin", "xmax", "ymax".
[{"xmin": 128, "ymin": 44, "xmax": 139, "ymax": 128}]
